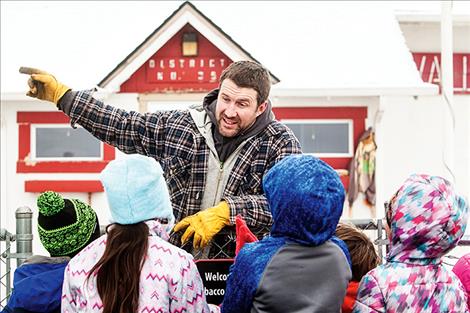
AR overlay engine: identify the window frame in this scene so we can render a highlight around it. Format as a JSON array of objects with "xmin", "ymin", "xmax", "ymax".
[
  {"xmin": 281, "ymin": 119, "xmax": 354, "ymax": 158},
  {"xmin": 31, "ymin": 124, "xmax": 103, "ymax": 161},
  {"xmin": 17, "ymin": 112, "xmax": 115, "ymax": 173},
  {"xmin": 272, "ymin": 106, "xmax": 367, "ymax": 190}
]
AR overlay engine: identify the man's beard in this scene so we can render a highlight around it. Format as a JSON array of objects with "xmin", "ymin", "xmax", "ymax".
[{"xmin": 217, "ymin": 116, "xmax": 242, "ymax": 137}]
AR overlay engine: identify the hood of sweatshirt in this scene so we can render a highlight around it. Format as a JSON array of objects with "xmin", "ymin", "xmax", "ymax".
[
  {"xmin": 263, "ymin": 154, "xmax": 346, "ymax": 246},
  {"xmin": 5, "ymin": 260, "xmax": 68, "ymax": 312},
  {"xmin": 387, "ymin": 174, "xmax": 468, "ymax": 263}
]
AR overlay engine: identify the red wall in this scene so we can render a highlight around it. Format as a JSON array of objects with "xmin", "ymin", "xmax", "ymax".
[
  {"xmin": 273, "ymin": 106, "xmax": 368, "ymax": 190},
  {"xmin": 412, "ymin": 53, "xmax": 470, "ymax": 94},
  {"xmin": 120, "ymin": 24, "xmax": 232, "ymax": 93}
]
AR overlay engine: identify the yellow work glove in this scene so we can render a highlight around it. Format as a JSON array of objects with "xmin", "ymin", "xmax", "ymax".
[
  {"xmin": 173, "ymin": 201, "xmax": 230, "ymax": 249},
  {"xmin": 19, "ymin": 67, "xmax": 70, "ymax": 105}
]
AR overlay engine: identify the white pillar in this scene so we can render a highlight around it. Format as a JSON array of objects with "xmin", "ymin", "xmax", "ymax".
[
  {"xmin": 440, "ymin": 1, "xmax": 455, "ymax": 182},
  {"xmin": 0, "ymin": 101, "xmax": 6, "ymax": 229}
]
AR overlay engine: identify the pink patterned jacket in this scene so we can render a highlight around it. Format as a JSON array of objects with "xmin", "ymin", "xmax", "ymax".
[
  {"xmin": 353, "ymin": 175, "xmax": 469, "ymax": 313},
  {"xmin": 61, "ymin": 220, "xmax": 212, "ymax": 312}
]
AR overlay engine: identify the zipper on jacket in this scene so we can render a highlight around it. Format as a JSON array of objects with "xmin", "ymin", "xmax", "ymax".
[{"xmin": 213, "ymin": 161, "xmax": 224, "ymax": 206}]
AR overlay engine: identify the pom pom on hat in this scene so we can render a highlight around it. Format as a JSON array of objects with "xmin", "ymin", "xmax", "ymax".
[
  {"xmin": 235, "ymin": 215, "xmax": 258, "ymax": 255},
  {"xmin": 37, "ymin": 191, "xmax": 65, "ymax": 216},
  {"xmin": 100, "ymin": 154, "xmax": 175, "ymax": 226}
]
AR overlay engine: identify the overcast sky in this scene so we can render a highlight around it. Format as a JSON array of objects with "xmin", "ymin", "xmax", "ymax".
[{"xmin": 1, "ymin": 1, "xmax": 469, "ymax": 92}]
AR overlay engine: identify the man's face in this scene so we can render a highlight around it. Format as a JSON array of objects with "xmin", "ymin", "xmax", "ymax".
[{"xmin": 215, "ymin": 79, "xmax": 267, "ymax": 137}]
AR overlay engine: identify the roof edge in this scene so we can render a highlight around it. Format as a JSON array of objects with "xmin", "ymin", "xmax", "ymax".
[
  {"xmin": 396, "ymin": 13, "xmax": 470, "ymax": 24},
  {"xmin": 270, "ymin": 84, "xmax": 439, "ymax": 97},
  {"xmin": 184, "ymin": 2, "xmax": 280, "ymax": 83},
  {"xmin": 98, "ymin": 1, "xmax": 280, "ymax": 89},
  {"xmin": 98, "ymin": 2, "xmax": 186, "ymax": 87}
]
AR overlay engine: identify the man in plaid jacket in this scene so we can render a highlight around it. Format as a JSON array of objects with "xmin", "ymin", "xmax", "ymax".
[{"xmin": 20, "ymin": 61, "xmax": 302, "ymax": 257}]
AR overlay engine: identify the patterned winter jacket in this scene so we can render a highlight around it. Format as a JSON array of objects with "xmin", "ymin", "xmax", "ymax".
[
  {"xmin": 61, "ymin": 220, "xmax": 212, "ymax": 312},
  {"xmin": 65, "ymin": 90, "xmax": 301, "ymax": 248},
  {"xmin": 353, "ymin": 174, "xmax": 469, "ymax": 313}
]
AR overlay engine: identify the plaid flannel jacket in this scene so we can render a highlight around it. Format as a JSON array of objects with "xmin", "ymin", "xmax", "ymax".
[{"xmin": 68, "ymin": 91, "xmax": 302, "ymax": 249}]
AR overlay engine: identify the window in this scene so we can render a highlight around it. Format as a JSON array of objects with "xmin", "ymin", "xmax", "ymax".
[
  {"xmin": 17, "ymin": 112, "xmax": 114, "ymax": 173},
  {"xmin": 273, "ymin": 106, "xmax": 367, "ymax": 172},
  {"xmin": 32, "ymin": 125, "xmax": 101, "ymax": 160},
  {"xmin": 282, "ymin": 120, "xmax": 353, "ymax": 157}
]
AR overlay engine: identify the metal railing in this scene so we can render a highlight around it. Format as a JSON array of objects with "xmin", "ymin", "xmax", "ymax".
[
  {"xmin": 177, "ymin": 225, "xmax": 271, "ymax": 260},
  {"xmin": 177, "ymin": 218, "xmax": 469, "ymax": 265},
  {"xmin": 341, "ymin": 218, "xmax": 388, "ymax": 262},
  {"xmin": 175, "ymin": 219, "xmax": 388, "ymax": 261},
  {"xmin": 0, "ymin": 207, "xmax": 33, "ymax": 308},
  {"xmin": 342, "ymin": 218, "xmax": 470, "ymax": 266},
  {"xmin": 0, "ymin": 228, "xmax": 13, "ymax": 308}
]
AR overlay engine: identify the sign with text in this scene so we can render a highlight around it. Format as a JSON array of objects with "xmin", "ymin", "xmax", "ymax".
[
  {"xmin": 146, "ymin": 57, "xmax": 230, "ymax": 84},
  {"xmin": 196, "ymin": 259, "xmax": 234, "ymax": 305},
  {"xmin": 412, "ymin": 53, "xmax": 470, "ymax": 94}
]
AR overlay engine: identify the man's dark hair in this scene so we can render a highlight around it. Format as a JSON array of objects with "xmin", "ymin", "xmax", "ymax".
[{"xmin": 219, "ymin": 60, "xmax": 271, "ymax": 106}]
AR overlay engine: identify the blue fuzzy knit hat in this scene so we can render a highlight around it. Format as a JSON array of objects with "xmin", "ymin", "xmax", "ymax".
[
  {"xmin": 263, "ymin": 154, "xmax": 345, "ymax": 246},
  {"xmin": 100, "ymin": 155, "xmax": 174, "ymax": 226}
]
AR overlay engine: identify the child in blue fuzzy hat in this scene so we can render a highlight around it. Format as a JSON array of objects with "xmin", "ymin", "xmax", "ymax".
[
  {"xmin": 221, "ymin": 154, "xmax": 352, "ymax": 313},
  {"xmin": 61, "ymin": 154, "xmax": 216, "ymax": 313}
]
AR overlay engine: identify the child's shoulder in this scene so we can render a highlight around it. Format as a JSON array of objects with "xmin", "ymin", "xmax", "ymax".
[
  {"xmin": 238, "ymin": 236, "xmax": 286, "ymax": 257},
  {"xmin": 147, "ymin": 235, "xmax": 194, "ymax": 263},
  {"xmin": 361, "ymin": 261, "xmax": 418, "ymax": 287}
]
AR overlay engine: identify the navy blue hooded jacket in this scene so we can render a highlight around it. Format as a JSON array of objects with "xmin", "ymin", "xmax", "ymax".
[
  {"xmin": 1, "ymin": 256, "xmax": 68, "ymax": 313},
  {"xmin": 221, "ymin": 155, "xmax": 352, "ymax": 313}
]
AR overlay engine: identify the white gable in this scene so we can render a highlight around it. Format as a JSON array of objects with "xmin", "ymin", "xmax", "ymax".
[
  {"xmin": 1, "ymin": 1, "xmax": 438, "ymax": 96},
  {"xmin": 100, "ymin": 2, "xmax": 270, "ymax": 91}
]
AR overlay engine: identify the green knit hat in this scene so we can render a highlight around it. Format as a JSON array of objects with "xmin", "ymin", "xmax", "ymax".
[{"xmin": 37, "ymin": 191, "xmax": 100, "ymax": 257}]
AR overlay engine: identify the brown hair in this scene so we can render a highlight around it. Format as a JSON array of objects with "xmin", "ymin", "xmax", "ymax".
[
  {"xmin": 336, "ymin": 222, "xmax": 380, "ymax": 282},
  {"xmin": 87, "ymin": 223, "xmax": 149, "ymax": 313},
  {"xmin": 219, "ymin": 60, "xmax": 271, "ymax": 105},
  {"xmin": 384, "ymin": 191, "xmax": 399, "ymax": 228}
]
